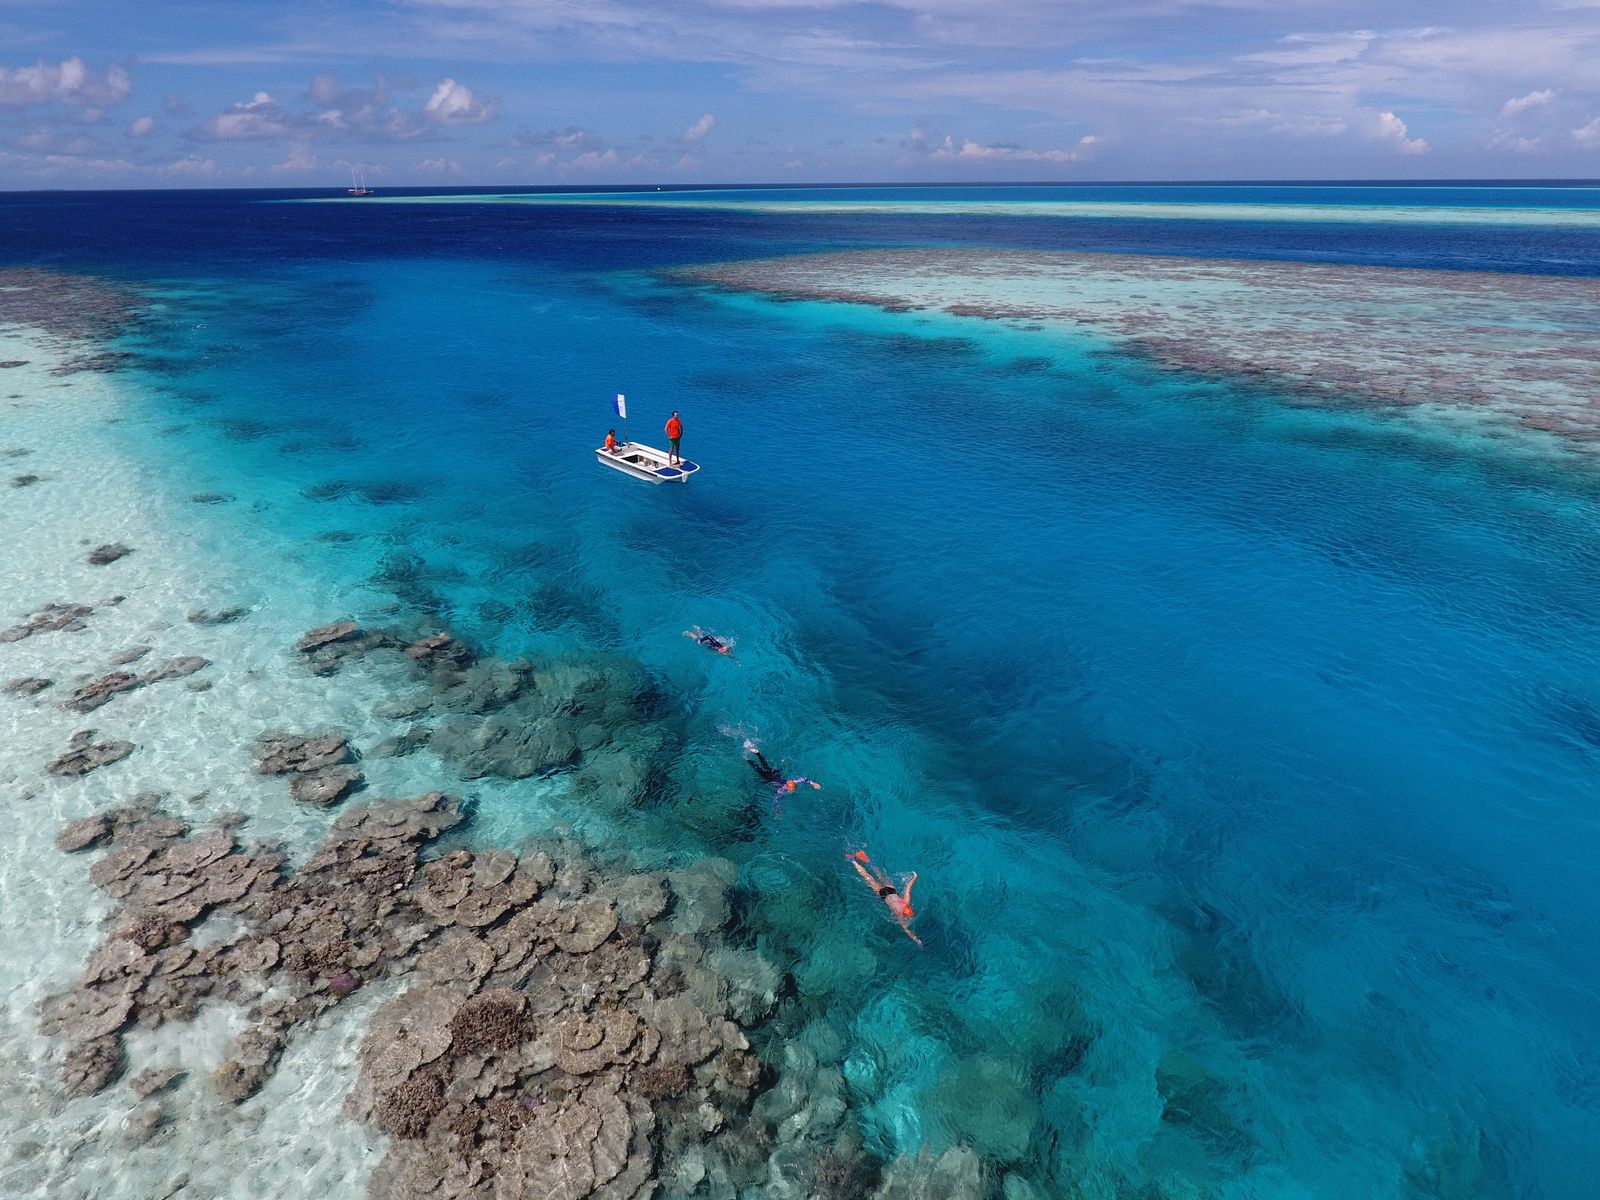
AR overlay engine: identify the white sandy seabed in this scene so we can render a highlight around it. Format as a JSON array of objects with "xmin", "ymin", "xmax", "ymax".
[{"xmin": 0, "ymin": 321, "xmax": 552, "ymax": 1200}]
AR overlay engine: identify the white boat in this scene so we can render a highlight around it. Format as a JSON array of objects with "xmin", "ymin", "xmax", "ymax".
[
  {"xmin": 596, "ymin": 441, "xmax": 700, "ymax": 484},
  {"xmin": 347, "ymin": 166, "xmax": 373, "ymax": 197}
]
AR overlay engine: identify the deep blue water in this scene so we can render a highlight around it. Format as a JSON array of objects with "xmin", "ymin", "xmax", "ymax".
[{"xmin": 4, "ymin": 185, "xmax": 1600, "ymax": 1198}]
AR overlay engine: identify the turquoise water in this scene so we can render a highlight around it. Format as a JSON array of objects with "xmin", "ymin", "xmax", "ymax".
[{"xmin": 8, "ymin": 186, "xmax": 1600, "ymax": 1197}]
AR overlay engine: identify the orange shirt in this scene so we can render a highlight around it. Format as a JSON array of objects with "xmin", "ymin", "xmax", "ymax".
[
  {"xmin": 605, "ymin": 433, "xmax": 618, "ymax": 450},
  {"xmin": 665, "ymin": 417, "xmax": 683, "ymax": 439}
]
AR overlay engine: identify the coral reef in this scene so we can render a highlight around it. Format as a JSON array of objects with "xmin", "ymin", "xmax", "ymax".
[
  {"xmin": 683, "ymin": 248, "xmax": 1600, "ymax": 451},
  {"xmin": 1, "ymin": 601, "xmax": 97, "ymax": 643},
  {"xmin": 43, "ymin": 788, "xmax": 788, "ymax": 1199},
  {"xmin": 46, "ymin": 729, "xmax": 135, "ymax": 777}
]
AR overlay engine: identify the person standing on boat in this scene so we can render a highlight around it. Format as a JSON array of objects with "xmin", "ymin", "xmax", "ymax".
[{"xmin": 665, "ymin": 411, "xmax": 683, "ymax": 465}]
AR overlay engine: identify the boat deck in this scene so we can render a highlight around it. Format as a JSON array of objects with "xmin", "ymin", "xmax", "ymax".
[{"xmin": 596, "ymin": 441, "xmax": 700, "ymax": 483}]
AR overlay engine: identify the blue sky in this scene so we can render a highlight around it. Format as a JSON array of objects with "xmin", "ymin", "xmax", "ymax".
[{"xmin": 2, "ymin": 0, "xmax": 1598, "ymax": 187}]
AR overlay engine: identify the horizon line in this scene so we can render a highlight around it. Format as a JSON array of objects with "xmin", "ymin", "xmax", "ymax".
[{"xmin": 6, "ymin": 176, "xmax": 1600, "ymax": 196}]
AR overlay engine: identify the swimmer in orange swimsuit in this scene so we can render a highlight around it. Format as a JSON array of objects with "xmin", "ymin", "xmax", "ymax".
[{"xmin": 846, "ymin": 849, "xmax": 921, "ymax": 945}]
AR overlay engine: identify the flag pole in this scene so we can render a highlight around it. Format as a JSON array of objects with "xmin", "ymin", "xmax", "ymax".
[{"xmin": 616, "ymin": 392, "xmax": 629, "ymax": 445}]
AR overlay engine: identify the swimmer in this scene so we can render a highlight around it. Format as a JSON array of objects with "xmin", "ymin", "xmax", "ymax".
[
  {"xmin": 744, "ymin": 744, "xmax": 783, "ymax": 784},
  {"xmin": 845, "ymin": 849, "xmax": 922, "ymax": 945},
  {"xmin": 682, "ymin": 627, "xmax": 738, "ymax": 662},
  {"xmin": 772, "ymin": 775, "xmax": 821, "ymax": 814}
]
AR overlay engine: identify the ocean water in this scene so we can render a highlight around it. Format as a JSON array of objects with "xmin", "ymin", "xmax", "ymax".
[{"xmin": 3, "ymin": 184, "xmax": 1600, "ymax": 1199}]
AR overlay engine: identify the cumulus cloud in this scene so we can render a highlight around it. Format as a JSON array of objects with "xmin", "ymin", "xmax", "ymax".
[
  {"xmin": 164, "ymin": 154, "xmax": 220, "ymax": 178},
  {"xmin": 271, "ymin": 141, "xmax": 317, "ymax": 172},
  {"xmin": 10, "ymin": 127, "xmax": 112, "ymax": 156},
  {"xmin": 929, "ymin": 134, "xmax": 1087, "ymax": 163},
  {"xmin": 128, "ymin": 115, "xmax": 156, "ymax": 138},
  {"xmin": 569, "ymin": 147, "xmax": 619, "ymax": 169},
  {"xmin": 1501, "ymin": 89, "xmax": 1555, "ymax": 118},
  {"xmin": 0, "ymin": 58, "xmax": 131, "ymax": 111},
  {"xmin": 417, "ymin": 156, "xmax": 463, "ymax": 173},
  {"xmin": 1373, "ymin": 110, "xmax": 1428, "ymax": 155},
  {"xmin": 163, "ymin": 93, "xmax": 194, "ymax": 117},
  {"xmin": 190, "ymin": 73, "xmax": 498, "ymax": 144},
  {"xmin": 1488, "ymin": 131, "xmax": 1542, "ymax": 153},
  {"xmin": 1189, "ymin": 108, "xmax": 1347, "ymax": 137},
  {"xmin": 509, "ymin": 125, "xmax": 602, "ymax": 150},
  {"xmin": 1574, "ymin": 117, "xmax": 1600, "ymax": 149},
  {"xmin": 422, "ymin": 78, "xmax": 497, "ymax": 125},
  {"xmin": 192, "ymin": 91, "xmax": 294, "ymax": 141},
  {"xmin": 679, "ymin": 112, "xmax": 715, "ymax": 143}
]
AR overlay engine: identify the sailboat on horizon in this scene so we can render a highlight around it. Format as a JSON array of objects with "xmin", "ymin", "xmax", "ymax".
[{"xmin": 346, "ymin": 166, "xmax": 373, "ymax": 197}]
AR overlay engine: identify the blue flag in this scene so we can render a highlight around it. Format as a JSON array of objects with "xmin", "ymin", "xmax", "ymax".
[{"xmin": 614, "ymin": 393, "xmax": 627, "ymax": 419}]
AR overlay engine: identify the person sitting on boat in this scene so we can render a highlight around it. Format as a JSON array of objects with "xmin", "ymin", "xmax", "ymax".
[
  {"xmin": 683, "ymin": 627, "xmax": 738, "ymax": 662},
  {"xmin": 604, "ymin": 429, "xmax": 621, "ymax": 453},
  {"xmin": 773, "ymin": 776, "xmax": 821, "ymax": 814},
  {"xmin": 846, "ymin": 849, "xmax": 922, "ymax": 945}
]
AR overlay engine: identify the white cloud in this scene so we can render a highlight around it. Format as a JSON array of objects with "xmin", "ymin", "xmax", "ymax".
[
  {"xmin": 1373, "ymin": 110, "xmax": 1428, "ymax": 155},
  {"xmin": 191, "ymin": 74, "xmax": 498, "ymax": 144},
  {"xmin": 0, "ymin": 57, "xmax": 131, "ymax": 110},
  {"xmin": 509, "ymin": 125, "xmax": 601, "ymax": 150},
  {"xmin": 534, "ymin": 151, "xmax": 556, "ymax": 167},
  {"xmin": 193, "ymin": 91, "xmax": 294, "ymax": 141},
  {"xmin": 11, "ymin": 126, "xmax": 110, "ymax": 156},
  {"xmin": 680, "ymin": 112, "xmax": 715, "ymax": 143},
  {"xmin": 1574, "ymin": 116, "xmax": 1600, "ymax": 148},
  {"xmin": 417, "ymin": 156, "xmax": 462, "ymax": 174},
  {"xmin": 271, "ymin": 140, "xmax": 317, "ymax": 172},
  {"xmin": 423, "ymin": 78, "xmax": 498, "ymax": 125},
  {"xmin": 1488, "ymin": 129, "xmax": 1543, "ymax": 152},
  {"xmin": 930, "ymin": 135, "xmax": 1084, "ymax": 162},
  {"xmin": 128, "ymin": 115, "xmax": 155, "ymax": 138},
  {"xmin": 164, "ymin": 154, "xmax": 220, "ymax": 178},
  {"xmin": 1502, "ymin": 88, "xmax": 1555, "ymax": 117},
  {"xmin": 569, "ymin": 147, "xmax": 619, "ymax": 169}
]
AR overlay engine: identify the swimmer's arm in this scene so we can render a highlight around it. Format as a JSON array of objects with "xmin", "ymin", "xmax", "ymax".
[
  {"xmin": 899, "ymin": 920, "xmax": 923, "ymax": 947},
  {"xmin": 903, "ymin": 872, "xmax": 918, "ymax": 903}
]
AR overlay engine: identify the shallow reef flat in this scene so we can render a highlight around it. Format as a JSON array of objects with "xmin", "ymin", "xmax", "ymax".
[
  {"xmin": 307, "ymin": 193, "xmax": 1600, "ymax": 229},
  {"xmin": 0, "ymin": 272, "xmax": 939, "ymax": 1200},
  {"xmin": 681, "ymin": 248, "xmax": 1600, "ymax": 454}
]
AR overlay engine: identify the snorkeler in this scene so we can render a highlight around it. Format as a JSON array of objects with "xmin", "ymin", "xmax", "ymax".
[
  {"xmin": 683, "ymin": 627, "xmax": 739, "ymax": 663},
  {"xmin": 845, "ymin": 849, "xmax": 922, "ymax": 946},
  {"xmin": 773, "ymin": 776, "xmax": 821, "ymax": 814}
]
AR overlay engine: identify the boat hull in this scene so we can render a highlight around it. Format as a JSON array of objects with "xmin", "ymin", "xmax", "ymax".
[{"xmin": 596, "ymin": 442, "xmax": 699, "ymax": 484}]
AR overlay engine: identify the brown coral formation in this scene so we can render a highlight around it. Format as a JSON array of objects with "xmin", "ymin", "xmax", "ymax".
[
  {"xmin": 252, "ymin": 730, "xmax": 364, "ymax": 807},
  {"xmin": 46, "ymin": 728, "xmax": 135, "ymax": 777},
  {"xmin": 44, "ymin": 792, "xmax": 779, "ymax": 1199},
  {"xmin": 1, "ymin": 601, "xmax": 96, "ymax": 643},
  {"xmin": 290, "ymin": 621, "xmax": 663, "ymax": 795},
  {"xmin": 0, "ymin": 267, "xmax": 145, "ymax": 354}
]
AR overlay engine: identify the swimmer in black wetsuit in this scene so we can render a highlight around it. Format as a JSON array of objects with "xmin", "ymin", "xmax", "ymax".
[
  {"xmin": 745, "ymin": 747, "xmax": 783, "ymax": 784},
  {"xmin": 682, "ymin": 626, "xmax": 738, "ymax": 662}
]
